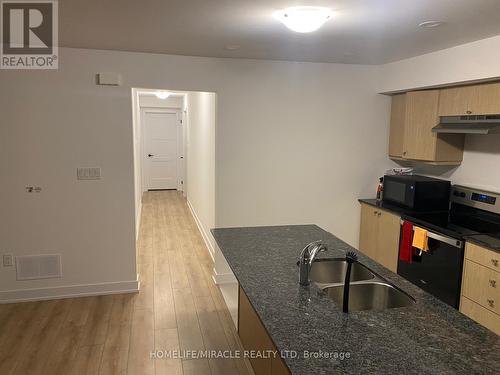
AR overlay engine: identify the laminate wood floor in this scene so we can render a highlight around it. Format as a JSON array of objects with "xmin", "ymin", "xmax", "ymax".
[{"xmin": 0, "ymin": 191, "xmax": 253, "ymax": 375}]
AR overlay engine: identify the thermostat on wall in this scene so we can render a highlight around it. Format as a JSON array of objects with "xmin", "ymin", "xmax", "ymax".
[{"xmin": 97, "ymin": 72, "xmax": 122, "ymax": 86}]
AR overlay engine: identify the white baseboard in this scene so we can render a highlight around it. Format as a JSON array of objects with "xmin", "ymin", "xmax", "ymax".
[
  {"xmin": 212, "ymin": 267, "xmax": 237, "ymax": 285},
  {"xmin": 0, "ymin": 278, "xmax": 139, "ymax": 304},
  {"xmin": 186, "ymin": 199, "xmax": 215, "ymax": 262}
]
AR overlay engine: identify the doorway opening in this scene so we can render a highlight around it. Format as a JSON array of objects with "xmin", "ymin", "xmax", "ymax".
[
  {"xmin": 133, "ymin": 89, "xmax": 187, "ymax": 194},
  {"xmin": 131, "ymin": 87, "xmax": 217, "ymax": 261}
]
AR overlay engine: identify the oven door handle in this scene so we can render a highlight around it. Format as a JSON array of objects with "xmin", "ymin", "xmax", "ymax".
[{"xmin": 400, "ymin": 220, "xmax": 463, "ymax": 248}]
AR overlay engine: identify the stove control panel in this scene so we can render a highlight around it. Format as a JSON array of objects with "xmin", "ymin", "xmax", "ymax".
[
  {"xmin": 452, "ymin": 185, "xmax": 500, "ymax": 215},
  {"xmin": 471, "ymin": 192, "xmax": 497, "ymax": 205}
]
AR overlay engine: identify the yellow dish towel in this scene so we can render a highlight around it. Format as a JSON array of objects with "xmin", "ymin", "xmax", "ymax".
[{"xmin": 412, "ymin": 227, "xmax": 429, "ymax": 252}]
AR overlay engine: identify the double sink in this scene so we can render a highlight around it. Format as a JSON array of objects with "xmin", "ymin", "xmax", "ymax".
[{"xmin": 309, "ymin": 259, "xmax": 415, "ymax": 311}]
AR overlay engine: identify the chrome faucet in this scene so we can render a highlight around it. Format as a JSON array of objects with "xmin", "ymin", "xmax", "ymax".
[{"xmin": 299, "ymin": 240, "xmax": 329, "ymax": 286}]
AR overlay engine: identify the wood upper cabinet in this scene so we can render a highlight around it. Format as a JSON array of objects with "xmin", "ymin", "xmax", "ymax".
[
  {"xmin": 472, "ymin": 82, "xmax": 500, "ymax": 115},
  {"xmin": 388, "ymin": 93, "xmax": 407, "ymax": 158},
  {"xmin": 359, "ymin": 203, "xmax": 400, "ymax": 272},
  {"xmin": 238, "ymin": 286, "xmax": 291, "ymax": 375},
  {"xmin": 403, "ymin": 90, "xmax": 441, "ymax": 161},
  {"xmin": 439, "ymin": 82, "xmax": 500, "ymax": 116},
  {"xmin": 438, "ymin": 85, "xmax": 476, "ymax": 116},
  {"xmin": 389, "ymin": 90, "xmax": 464, "ymax": 164}
]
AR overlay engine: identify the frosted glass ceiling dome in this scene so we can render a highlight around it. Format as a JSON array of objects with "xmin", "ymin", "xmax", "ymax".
[{"xmin": 273, "ymin": 6, "xmax": 333, "ymax": 33}]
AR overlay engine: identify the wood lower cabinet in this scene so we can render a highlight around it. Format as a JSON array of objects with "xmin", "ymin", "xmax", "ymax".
[
  {"xmin": 238, "ymin": 286, "xmax": 290, "ymax": 375},
  {"xmin": 439, "ymin": 82, "xmax": 500, "ymax": 116},
  {"xmin": 359, "ymin": 203, "xmax": 400, "ymax": 272},
  {"xmin": 389, "ymin": 90, "xmax": 464, "ymax": 164},
  {"xmin": 460, "ymin": 242, "xmax": 500, "ymax": 335}
]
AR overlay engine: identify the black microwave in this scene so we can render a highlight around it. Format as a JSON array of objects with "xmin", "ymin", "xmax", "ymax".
[{"xmin": 383, "ymin": 175, "xmax": 451, "ymax": 211}]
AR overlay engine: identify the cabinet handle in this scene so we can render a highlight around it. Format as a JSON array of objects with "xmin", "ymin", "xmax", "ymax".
[
  {"xmin": 487, "ymin": 299, "xmax": 495, "ymax": 308},
  {"xmin": 466, "ymin": 110, "xmax": 472, "ymax": 114},
  {"xmin": 373, "ymin": 211, "xmax": 378, "ymax": 215},
  {"xmin": 492, "ymin": 259, "xmax": 499, "ymax": 267},
  {"xmin": 489, "ymin": 280, "xmax": 497, "ymax": 288},
  {"xmin": 377, "ymin": 212, "xmax": 382, "ymax": 217},
  {"xmin": 403, "ymin": 151, "xmax": 407, "ymax": 156}
]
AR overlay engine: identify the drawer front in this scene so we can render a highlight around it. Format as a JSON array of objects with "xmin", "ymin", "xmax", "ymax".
[
  {"xmin": 465, "ymin": 242, "xmax": 500, "ymax": 272},
  {"xmin": 462, "ymin": 260, "xmax": 500, "ymax": 315},
  {"xmin": 460, "ymin": 297, "xmax": 500, "ymax": 335}
]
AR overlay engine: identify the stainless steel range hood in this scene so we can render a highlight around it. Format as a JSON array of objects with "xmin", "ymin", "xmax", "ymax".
[{"xmin": 433, "ymin": 115, "xmax": 500, "ymax": 134}]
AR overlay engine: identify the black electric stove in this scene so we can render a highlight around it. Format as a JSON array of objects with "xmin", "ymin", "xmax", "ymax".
[
  {"xmin": 403, "ymin": 186, "xmax": 500, "ymax": 239},
  {"xmin": 398, "ymin": 185, "xmax": 500, "ymax": 308}
]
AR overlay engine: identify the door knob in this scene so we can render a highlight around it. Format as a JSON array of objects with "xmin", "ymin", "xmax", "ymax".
[
  {"xmin": 487, "ymin": 299, "xmax": 495, "ymax": 308},
  {"xmin": 489, "ymin": 279, "xmax": 497, "ymax": 288},
  {"xmin": 148, "ymin": 154, "xmax": 154, "ymax": 157},
  {"xmin": 491, "ymin": 259, "xmax": 499, "ymax": 267}
]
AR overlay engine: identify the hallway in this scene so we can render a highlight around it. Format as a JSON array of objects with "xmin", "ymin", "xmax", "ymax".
[{"xmin": 0, "ymin": 191, "xmax": 251, "ymax": 375}]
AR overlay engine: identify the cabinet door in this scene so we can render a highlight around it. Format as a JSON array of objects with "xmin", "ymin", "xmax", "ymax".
[
  {"xmin": 359, "ymin": 204, "xmax": 379, "ymax": 260},
  {"xmin": 389, "ymin": 94, "xmax": 406, "ymax": 158},
  {"xmin": 471, "ymin": 82, "xmax": 500, "ymax": 115},
  {"xmin": 376, "ymin": 210, "xmax": 401, "ymax": 272},
  {"xmin": 460, "ymin": 297, "xmax": 500, "ymax": 335},
  {"xmin": 438, "ymin": 85, "xmax": 476, "ymax": 116},
  {"xmin": 271, "ymin": 356, "xmax": 290, "ymax": 375},
  {"xmin": 403, "ymin": 90, "xmax": 440, "ymax": 161},
  {"xmin": 239, "ymin": 287, "xmax": 273, "ymax": 375}
]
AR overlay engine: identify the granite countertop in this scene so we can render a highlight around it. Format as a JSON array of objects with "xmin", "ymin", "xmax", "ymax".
[
  {"xmin": 358, "ymin": 198, "xmax": 444, "ymax": 217},
  {"xmin": 465, "ymin": 234, "xmax": 500, "ymax": 252},
  {"xmin": 213, "ymin": 225, "xmax": 500, "ymax": 375}
]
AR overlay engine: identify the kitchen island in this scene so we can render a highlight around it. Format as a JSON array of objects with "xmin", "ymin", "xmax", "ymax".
[{"xmin": 212, "ymin": 225, "xmax": 500, "ymax": 375}]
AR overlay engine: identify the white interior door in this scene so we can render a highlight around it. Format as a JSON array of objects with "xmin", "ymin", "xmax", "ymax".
[{"xmin": 143, "ymin": 109, "xmax": 180, "ymax": 190}]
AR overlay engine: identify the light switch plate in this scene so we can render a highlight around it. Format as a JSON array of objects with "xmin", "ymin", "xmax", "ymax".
[
  {"xmin": 3, "ymin": 254, "xmax": 13, "ymax": 267},
  {"xmin": 77, "ymin": 167, "xmax": 101, "ymax": 180}
]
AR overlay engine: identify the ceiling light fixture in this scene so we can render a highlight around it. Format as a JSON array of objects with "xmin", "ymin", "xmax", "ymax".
[
  {"xmin": 273, "ymin": 6, "xmax": 332, "ymax": 33},
  {"xmin": 155, "ymin": 91, "xmax": 170, "ymax": 100},
  {"xmin": 418, "ymin": 21, "xmax": 445, "ymax": 28}
]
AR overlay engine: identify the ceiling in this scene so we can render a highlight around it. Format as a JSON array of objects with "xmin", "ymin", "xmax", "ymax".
[{"xmin": 59, "ymin": 0, "xmax": 500, "ymax": 65}]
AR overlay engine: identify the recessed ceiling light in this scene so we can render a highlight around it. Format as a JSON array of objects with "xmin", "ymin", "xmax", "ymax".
[
  {"xmin": 155, "ymin": 91, "xmax": 170, "ymax": 100},
  {"xmin": 273, "ymin": 6, "xmax": 332, "ymax": 33},
  {"xmin": 418, "ymin": 21, "xmax": 445, "ymax": 28},
  {"xmin": 225, "ymin": 44, "xmax": 241, "ymax": 51}
]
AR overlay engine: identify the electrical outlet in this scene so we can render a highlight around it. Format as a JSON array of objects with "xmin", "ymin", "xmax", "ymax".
[{"xmin": 3, "ymin": 254, "xmax": 13, "ymax": 267}]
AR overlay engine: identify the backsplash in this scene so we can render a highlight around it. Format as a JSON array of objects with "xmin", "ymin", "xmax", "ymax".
[
  {"xmin": 403, "ymin": 134, "xmax": 500, "ymax": 193},
  {"xmin": 450, "ymin": 134, "xmax": 500, "ymax": 192}
]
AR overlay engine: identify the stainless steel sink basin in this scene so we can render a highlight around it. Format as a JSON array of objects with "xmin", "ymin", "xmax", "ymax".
[
  {"xmin": 309, "ymin": 259, "xmax": 375, "ymax": 284},
  {"xmin": 323, "ymin": 282, "xmax": 415, "ymax": 311}
]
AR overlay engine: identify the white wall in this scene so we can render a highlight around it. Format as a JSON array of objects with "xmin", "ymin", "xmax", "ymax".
[
  {"xmin": 131, "ymin": 89, "xmax": 142, "ymax": 236},
  {"xmin": 0, "ymin": 60, "xmax": 139, "ymax": 302},
  {"xmin": 0, "ymin": 47, "xmax": 394, "ymax": 301},
  {"xmin": 378, "ymin": 34, "xmax": 500, "ymax": 93},
  {"xmin": 378, "ymin": 35, "xmax": 500, "ymax": 192},
  {"xmin": 185, "ymin": 92, "xmax": 216, "ymax": 258}
]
